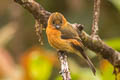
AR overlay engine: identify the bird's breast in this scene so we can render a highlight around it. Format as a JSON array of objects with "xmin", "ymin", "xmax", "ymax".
[{"xmin": 46, "ymin": 27, "xmax": 71, "ymax": 51}]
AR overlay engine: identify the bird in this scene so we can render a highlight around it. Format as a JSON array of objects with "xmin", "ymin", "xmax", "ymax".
[{"xmin": 46, "ymin": 12, "xmax": 96, "ymax": 75}]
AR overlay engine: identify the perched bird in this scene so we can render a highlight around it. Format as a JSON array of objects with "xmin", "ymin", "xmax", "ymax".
[{"xmin": 46, "ymin": 12, "xmax": 96, "ymax": 75}]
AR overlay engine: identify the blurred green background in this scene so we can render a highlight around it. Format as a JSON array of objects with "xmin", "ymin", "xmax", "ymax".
[{"xmin": 0, "ymin": 0, "xmax": 120, "ymax": 80}]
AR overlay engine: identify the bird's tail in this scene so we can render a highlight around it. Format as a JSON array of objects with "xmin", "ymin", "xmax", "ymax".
[
  {"xmin": 77, "ymin": 51, "xmax": 96, "ymax": 75},
  {"xmin": 71, "ymin": 42, "xmax": 96, "ymax": 75},
  {"xmin": 84, "ymin": 54, "xmax": 96, "ymax": 75}
]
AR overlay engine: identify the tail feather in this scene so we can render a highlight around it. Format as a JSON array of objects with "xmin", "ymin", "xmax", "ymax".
[
  {"xmin": 71, "ymin": 42, "xmax": 96, "ymax": 75},
  {"xmin": 79, "ymin": 50, "xmax": 96, "ymax": 75},
  {"xmin": 85, "ymin": 55, "xmax": 96, "ymax": 75}
]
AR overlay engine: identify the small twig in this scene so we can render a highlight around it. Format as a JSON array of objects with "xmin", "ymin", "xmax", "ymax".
[
  {"xmin": 91, "ymin": 0, "xmax": 101, "ymax": 37},
  {"xmin": 35, "ymin": 20, "xmax": 43, "ymax": 45},
  {"xmin": 58, "ymin": 51, "xmax": 71, "ymax": 80}
]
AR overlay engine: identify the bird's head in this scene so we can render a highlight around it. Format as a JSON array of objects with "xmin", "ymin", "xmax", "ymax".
[{"xmin": 48, "ymin": 12, "xmax": 67, "ymax": 29}]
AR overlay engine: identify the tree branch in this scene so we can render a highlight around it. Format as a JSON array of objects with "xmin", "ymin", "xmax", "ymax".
[
  {"xmin": 14, "ymin": 0, "xmax": 50, "ymax": 27},
  {"xmin": 14, "ymin": 0, "xmax": 120, "ymax": 79},
  {"xmin": 76, "ymin": 26, "xmax": 120, "ymax": 66},
  {"xmin": 14, "ymin": 0, "xmax": 50, "ymax": 44},
  {"xmin": 58, "ymin": 51, "xmax": 71, "ymax": 80},
  {"xmin": 91, "ymin": 0, "xmax": 101, "ymax": 37}
]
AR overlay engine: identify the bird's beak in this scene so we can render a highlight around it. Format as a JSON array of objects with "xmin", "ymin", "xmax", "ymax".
[{"xmin": 56, "ymin": 25, "xmax": 60, "ymax": 29}]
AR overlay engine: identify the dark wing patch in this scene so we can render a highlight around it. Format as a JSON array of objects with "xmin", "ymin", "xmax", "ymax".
[
  {"xmin": 60, "ymin": 23, "xmax": 79, "ymax": 39},
  {"xmin": 61, "ymin": 30, "xmax": 77, "ymax": 39},
  {"xmin": 71, "ymin": 42, "xmax": 85, "ymax": 58}
]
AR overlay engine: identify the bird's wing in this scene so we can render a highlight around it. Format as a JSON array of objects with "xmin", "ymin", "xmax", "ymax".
[
  {"xmin": 60, "ymin": 24, "xmax": 96, "ymax": 74},
  {"xmin": 60, "ymin": 23, "xmax": 80, "ymax": 40}
]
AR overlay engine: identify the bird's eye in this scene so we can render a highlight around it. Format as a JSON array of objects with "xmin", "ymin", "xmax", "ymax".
[
  {"xmin": 60, "ymin": 20, "xmax": 62, "ymax": 24},
  {"xmin": 52, "ymin": 21, "xmax": 55, "ymax": 24}
]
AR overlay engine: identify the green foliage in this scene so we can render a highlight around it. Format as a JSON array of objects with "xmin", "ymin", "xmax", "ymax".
[
  {"xmin": 29, "ymin": 53, "xmax": 53, "ymax": 80},
  {"xmin": 100, "ymin": 61, "xmax": 115, "ymax": 80},
  {"xmin": 101, "ymin": 67, "xmax": 115, "ymax": 80},
  {"xmin": 109, "ymin": 0, "xmax": 120, "ymax": 12},
  {"xmin": 105, "ymin": 38, "xmax": 120, "ymax": 51}
]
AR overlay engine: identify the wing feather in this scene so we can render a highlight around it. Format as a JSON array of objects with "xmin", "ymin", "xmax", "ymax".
[
  {"xmin": 59, "ymin": 23, "xmax": 96, "ymax": 74},
  {"xmin": 60, "ymin": 23, "xmax": 79, "ymax": 39}
]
